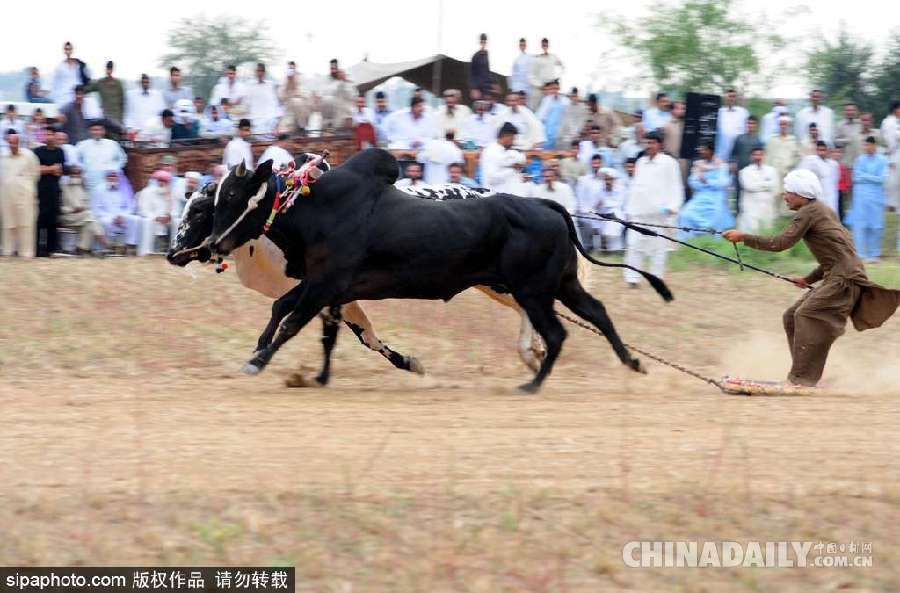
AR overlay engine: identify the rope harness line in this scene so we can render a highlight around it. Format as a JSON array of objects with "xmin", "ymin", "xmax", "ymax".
[
  {"xmin": 554, "ymin": 311, "xmax": 725, "ymax": 390},
  {"xmin": 571, "ymin": 212, "xmax": 811, "ymax": 290}
]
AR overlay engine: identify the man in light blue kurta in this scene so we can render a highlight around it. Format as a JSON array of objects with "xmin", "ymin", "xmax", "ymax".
[
  {"xmin": 536, "ymin": 81, "xmax": 568, "ymax": 149},
  {"xmin": 679, "ymin": 143, "xmax": 735, "ymax": 237},
  {"xmin": 844, "ymin": 136, "xmax": 889, "ymax": 261}
]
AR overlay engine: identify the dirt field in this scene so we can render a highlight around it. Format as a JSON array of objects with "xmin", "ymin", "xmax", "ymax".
[{"xmin": 1, "ymin": 257, "xmax": 898, "ymax": 592}]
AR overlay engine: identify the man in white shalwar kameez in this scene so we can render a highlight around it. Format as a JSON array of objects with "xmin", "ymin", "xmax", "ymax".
[
  {"xmin": 418, "ymin": 133, "xmax": 464, "ymax": 185},
  {"xmin": 797, "ymin": 142, "xmax": 837, "ymax": 212},
  {"xmin": 259, "ymin": 134, "xmax": 295, "ymax": 171},
  {"xmin": 137, "ymin": 170, "xmax": 176, "ymax": 256},
  {"xmin": 715, "ymin": 89, "xmax": 749, "ymax": 161},
  {"xmin": 460, "ymin": 101, "xmax": 498, "ymax": 149},
  {"xmin": 223, "ymin": 119, "xmax": 255, "ymax": 169},
  {"xmin": 244, "ymin": 63, "xmax": 281, "ymax": 135},
  {"xmin": 575, "ymin": 154, "xmax": 605, "ymax": 248},
  {"xmin": 881, "ymin": 102, "xmax": 900, "ymax": 243},
  {"xmin": 434, "ymin": 90, "xmax": 472, "ymax": 136},
  {"xmin": 496, "ymin": 92, "xmax": 546, "ymax": 150},
  {"xmin": 0, "ymin": 131, "xmax": 40, "ymax": 257},
  {"xmin": 738, "ymin": 146, "xmax": 778, "ymax": 232},
  {"xmin": 480, "ymin": 123, "xmax": 526, "ymax": 193},
  {"xmin": 383, "ymin": 98, "xmax": 439, "ymax": 151},
  {"xmin": 90, "ymin": 170, "xmax": 142, "ymax": 250},
  {"xmin": 76, "ymin": 121, "xmax": 127, "ymax": 191},
  {"xmin": 624, "ymin": 131, "xmax": 684, "ymax": 286},
  {"xmin": 597, "ymin": 168, "xmax": 626, "ymax": 251},
  {"xmin": 529, "ymin": 166, "xmax": 575, "ymax": 212},
  {"xmin": 124, "ymin": 75, "xmax": 166, "ymax": 135},
  {"xmin": 210, "ymin": 66, "xmax": 247, "ymax": 113},
  {"xmin": 795, "ymin": 90, "xmax": 834, "ymax": 145}
]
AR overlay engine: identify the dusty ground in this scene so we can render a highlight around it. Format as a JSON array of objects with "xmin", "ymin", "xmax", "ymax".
[{"xmin": 1, "ymin": 257, "xmax": 898, "ymax": 592}]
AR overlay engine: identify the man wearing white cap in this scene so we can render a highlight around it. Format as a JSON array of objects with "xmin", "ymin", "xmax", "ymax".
[
  {"xmin": 723, "ymin": 169, "xmax": 899, "ymax": 387},
  {"xmin": 137, "ymin": 170, "xmax": 176, "ymax": 255}
]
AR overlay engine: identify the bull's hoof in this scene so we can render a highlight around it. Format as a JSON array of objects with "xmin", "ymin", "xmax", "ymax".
[
  {"xmin": 407, "ymin": 356, "xmax": 426, "ymax": 375},
  {"xmin": 242, "ymin": 362, "xmax": 262, "ymax": 376},
  {"xmin": 630, "ymin": 358, "xmax": 648, "ymax": 374},
  {"xmin": 517, "ymin": 381, "xmax": 540, "ymax": 394}
]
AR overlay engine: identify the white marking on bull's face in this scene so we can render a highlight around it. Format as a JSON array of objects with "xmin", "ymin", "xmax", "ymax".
[{"xmin": 213, "ymin": 176, "xmax": 225, "ymax": 206}]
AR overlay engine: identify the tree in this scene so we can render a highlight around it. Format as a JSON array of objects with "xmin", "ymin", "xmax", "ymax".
[
  {"xmin": 605, "ymin": 0, "xmax": 785, "ymax": 95},
  {"xmin": 159, "ymin": 15, "xmax": 276, "ymax": 102},
  {"xmin": 870, "ymin": 29, "xmax": 900, "ymax": 121},
  {"xmin": 805, "ymin": 25, "xmax": 875, "ymax": 114}
]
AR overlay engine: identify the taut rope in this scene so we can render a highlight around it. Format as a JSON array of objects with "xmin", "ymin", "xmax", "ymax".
[{"xmin": 555, "ymin": 310, "xmax": 725, "ymax": 389}]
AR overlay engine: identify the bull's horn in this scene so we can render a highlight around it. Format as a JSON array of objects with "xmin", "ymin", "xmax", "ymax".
[{"xmin": 235, "ymin": 162, "xmax": 247, "ymax": 177}]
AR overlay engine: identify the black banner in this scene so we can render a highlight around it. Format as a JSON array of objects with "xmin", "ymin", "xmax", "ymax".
[
  {"xmin": 0, "ymin": 568, "xmax": 294, "ymax": 593},
  {"xmin": 680, "ymin": 92, "xmax": 721, "ymax": 160}
]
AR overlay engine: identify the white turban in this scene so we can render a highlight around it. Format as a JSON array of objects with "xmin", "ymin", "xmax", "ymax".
[
  {"xmin": 184, "ymin": 171, "xmax": 202, "ymax": 181},
  {"xmin": 783, "ymin": 169, "xmax": 822, "ymax": 201},
  {"xmin": 600, "ymin": 167, "xmax": 618, "ymax": 178}
]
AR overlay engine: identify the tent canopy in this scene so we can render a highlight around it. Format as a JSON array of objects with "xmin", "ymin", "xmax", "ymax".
[{"xmin": 347, "ymin": 54, "xmax": 508, "ymax": 104}]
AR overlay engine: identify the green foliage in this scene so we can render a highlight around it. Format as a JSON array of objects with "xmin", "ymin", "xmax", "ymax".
[
  {"xmin": 806, "ymin": 26, "xmax": 899, "ymax": 120},
  {"xmin": 159, "ymin": 15, "xmax": 275, "ymax": 102},
  {"xmin": 606, "ymin": 0, "xmax": 784, "ymax": 95}
]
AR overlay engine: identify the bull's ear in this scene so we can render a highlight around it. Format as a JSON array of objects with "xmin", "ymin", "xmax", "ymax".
[
  {"xmin": 254, "ymin": 159, "xmax": 273, "ymax": 180},
  {"xmin": 235, "ymin": 161, "xmax": 247, "ymax": 177},
  {"xmin": 184, "ymin": 191, "xmax": 193, "ymax": 200}
]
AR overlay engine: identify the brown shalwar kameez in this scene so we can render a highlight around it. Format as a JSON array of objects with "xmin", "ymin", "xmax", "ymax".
[{"xmin": 743, "ymin": 200, "xmax": 900, "ymax": 386}]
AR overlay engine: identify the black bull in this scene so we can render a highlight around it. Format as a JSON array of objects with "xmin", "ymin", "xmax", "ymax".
[{"xmin": 209, "ymin": 148, "xmax": 673, "ymax": 393}]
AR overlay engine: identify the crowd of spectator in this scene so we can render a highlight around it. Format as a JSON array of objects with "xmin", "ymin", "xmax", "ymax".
[{"xmin": 0, "ymin": 37, "xmax": 898, "ymax": 288}]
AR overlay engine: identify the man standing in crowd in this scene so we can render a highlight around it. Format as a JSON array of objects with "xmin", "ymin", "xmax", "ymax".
[
  {"xmin": 766, "ymin": 115, "xmax": 801, "ymax": 198},
  {"xmin": 85, "ymin": 61, "xmax": 125, "ymax": 137},
  {"xmin": 845, "ymin": 136, "xmax": 889, "ymax": 262},
  {"xmin": 259, "ymin": 133, "xmax": 294, "ymax": 171},
  {"xmin": 738, "ymin": 145, "xmax": 777, "ymax": 233},
  {"xmin": 624, "ymin": 131, "xmax": 684, "ymax": 287},
  {"xmin": 716, "ymin": 88, "xmax": 749, "ymax": 161},
  {"xmin": 91, "ymin": 170, "xmax": 140, "ymax": 254},
  {"xmin": 723, "ymin": 169, "xmax": 898, "ymax": 388},
  {"xmin": 163, "ymin": 66, "xmax": 193, "ymax": 109},
  {"xmin": 663, "ymin": 100, "xmax": 687, "ymax": 185},
  {"xmin": 244, "ymin": 63, "xmax": 280, "ymax": 135},
  {"xmin": 460, "ymin": 100, "xmax": 497, "ymax": 149},
  {"xmin": 201, "ymin": 105, "xmax": 233, "ymax": 137},
  {"xmin": 434, "ymin": 90, "xmax": 471, "ymax": 137},
  {"xmin": 536, "ymin": 80, "xmax": 569, "ymax": 149},
  {"xmin": 211, "ymin": 65, "xmax": 246, "ymax": 111},
  {"xmin": 469, "ymin": 34, "xmax": 491, "ymax": 101},
  {"xmin": 371, "ymin": 91, "xmax": 392, "ymax": 144},
  {"xmin": 730, "ymin": 115, "xmax": 759, "ymax": 213},
  {"xmin": 384, "ymin": 97, "xmax": 438, "ymax": 151},
  {"xmin": 51, "ymin": 41, "xmax": 90, "ymax": 106},
  {"xmin": 25, "ymin": 67, "xmax": 52, "ymax": 103},
  {"xmin": 59, "ymin": 85, "xmax": 90, "ymax": 143},
  {"xmin": 881, "ymin": 102, "xmax": 900, "ymax": 233},
  {"xmin": 759, "ymin": 99, "xmax": 789, "ymax": 143},
  {"xmin": 33, "ymin": 128, "xmax": 67, "ymax": 257},
  {"xmin": 223, "ymin": 119, "xmax": 254, "ymax": 169},
  {"xmin": 76, "ymin": 120, "xmax": 127, "ymax": 191},
  {"xmin": 277, "ymin": 61, "xmax": 310, "ymax": 135},
  {"xmin": 800, "ymin": 123, "xmax": 821, "ymax": 156},
  {"xmin": 481, "ymin": 122, "xmax": 526, "ymax": 193},
  {"xmin": 585, "ymin": 93, "xmax": 622, "ymax": 143},
  {"xmin": 795, "ymin": 89, "xmax": 834, "ymax": 145},
  {"xmin": 643, "ymin": 92, "xmax": 671, "ymax": 133},
  {"xmin": 1, "ymin": 130, "xmax": 40, "ymax": 257},
  {"xmin": 681, "ymin": 142, "xmax": 734, "ymax": 235},
  {"xmin": 496, "ymin": 92, "xmax": 545, "ymax": 150},
  {"xmin": 530, "ymin": 165, "xmax": 575, "ymax": 211},
  {"xmin": 321, "ymin": 60, "xmax": 356, "ymax": 130},
  {"xmin": 125, "ymin": 74, "xmax": 165, "ymax": 137},
  {"xmin": 509, "ymin": 38, "xmax": 531, "ymax": 103},
  {"xmin": 527, "ymin": 38, "xmax": 564, "ymax": 111},
  {"xmin": 137, "ymin": 170, "xmax": 176, "ymax": 256},
  {"xmin": 835, "ymin": 102, "xmax": 862, "ymax": 171},
  {"xmin": 798, "ymin": 141, "xmax": 837, "ymax": 212},
  {"xmin": 418, "ymin": 131, "xmax": 464, "ymax": 185},
  {"xmin": 575, "ymin": 154, "xmax": 605, "ymax": 248}
]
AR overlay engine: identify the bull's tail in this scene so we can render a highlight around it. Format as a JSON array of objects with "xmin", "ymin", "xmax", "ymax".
[{"xmin": 540, "ymin": 200, "xmax": 674, "ymax": 302}]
